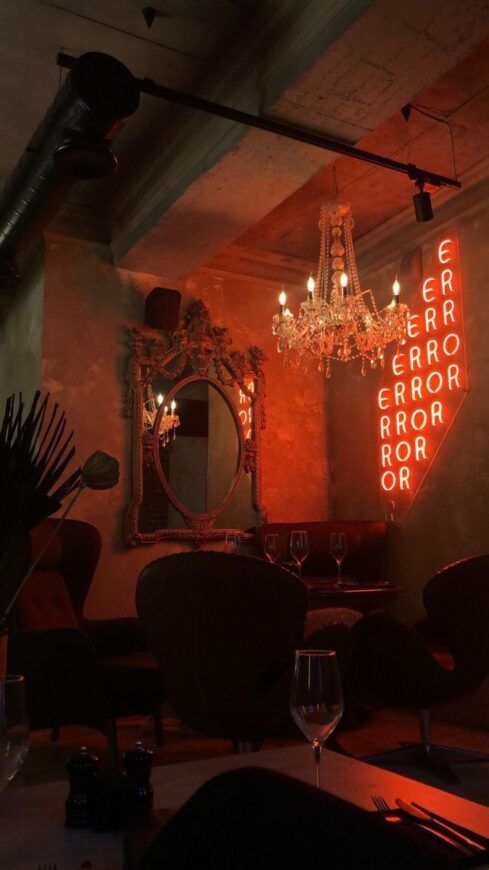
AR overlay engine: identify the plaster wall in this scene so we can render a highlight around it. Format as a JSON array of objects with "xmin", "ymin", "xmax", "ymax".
[
  {"xmin": 328, "ymin": 192, "xmax": 489, "ymax": 628},
  {"xmin": 0, "ymin": 245, "xmax": 44, "ymax": 405},
  {"xmin": 41, "ymin": 237, "xmax": 328, "ymax": 618}
]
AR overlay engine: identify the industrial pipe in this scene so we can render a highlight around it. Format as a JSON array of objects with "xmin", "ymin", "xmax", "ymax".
[{"xmin": 0, "ymin": 52, "xmax": 139, "ymax": 290}]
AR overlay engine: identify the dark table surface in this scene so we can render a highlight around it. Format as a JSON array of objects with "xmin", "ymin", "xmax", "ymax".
[{"xmin": 302, "ymin": 576, "xmax": 400, "ymax": 612}]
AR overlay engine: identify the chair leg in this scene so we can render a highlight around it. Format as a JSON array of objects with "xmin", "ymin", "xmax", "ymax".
[
  {"xmin": 418, "ymin": 708, "xmax": 431, "ymax": 755},
  {"xmin": 106, "ymin": 718, "xmax": 119, "ymax": 766},
  {"xmin": 50, "ymin": 725, "xmax": 60, "ymax": 742},
  {"xmin": 153, "ymin": 708, "xmax": 164, "ymax": 747}
]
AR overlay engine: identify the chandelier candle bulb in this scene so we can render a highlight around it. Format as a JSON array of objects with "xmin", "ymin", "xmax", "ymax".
[
  {"xmin": 157, "ymin": 393, "xmax": 164, "ymax": 406},
  {"xmin": 307, "ymin": 274, "xmax": 315, "ymax": 302},
  {"xmin": 340, "ymin": 271, "xmax": 349, "ymax": 299},
  {"xmin": 279, "ymin": 290, "xmax": 286, "ymax": 316},
  {"xmin": 170, "ymin": 400, "xmax": 176, "ymax": 412},
  {"xmin": 392, "ymin": 277, "xmax": 401, "ymax": 306}
]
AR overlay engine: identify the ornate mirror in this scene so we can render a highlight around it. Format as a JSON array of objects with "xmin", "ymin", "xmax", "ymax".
[{"xmin": 124, "ymin": 301, "xmax": 266, "ymax": 546}]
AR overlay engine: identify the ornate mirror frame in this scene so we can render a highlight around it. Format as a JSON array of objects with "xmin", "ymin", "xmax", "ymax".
[{"xmin": 124, "ymin": 300, "xmax": 266, "ymax": 546}]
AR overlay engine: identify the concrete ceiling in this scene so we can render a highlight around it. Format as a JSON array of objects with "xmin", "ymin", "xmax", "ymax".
[
  {"xmin": 2, "ymin": 0, "xmax": 489, "ymax": 285},
  {"xmin": 210, "ymin": 35, "xmax": 489, "ymax": 285}
]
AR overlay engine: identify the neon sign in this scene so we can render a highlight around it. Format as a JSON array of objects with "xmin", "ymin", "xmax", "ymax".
[
  {"xmin": 377, "ymin": 232, "xmax": 467, "ymax": 520},
  {"xmin": 238, "ymin": 376, "xmax": 255, "ymax": 442}
]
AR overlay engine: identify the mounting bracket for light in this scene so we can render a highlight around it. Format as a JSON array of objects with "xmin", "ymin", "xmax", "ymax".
[{"xmin": 56, "ymin": 52, "xmax": 461, "ymax": 195}]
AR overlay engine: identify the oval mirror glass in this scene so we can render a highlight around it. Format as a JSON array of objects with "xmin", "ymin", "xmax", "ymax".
[{"xmin": 155, "ymin": 380, "xmax": 241, "ymax": 521}]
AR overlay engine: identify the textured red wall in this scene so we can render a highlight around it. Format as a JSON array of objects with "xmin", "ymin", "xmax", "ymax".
[{"xmin": 42, "ymin": 236, "xmax": 328, "ymax": 617}]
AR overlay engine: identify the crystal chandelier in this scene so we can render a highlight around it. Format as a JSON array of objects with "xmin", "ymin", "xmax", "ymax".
[
  {"xmin": 272, "ymin": 203, "xmax": 409, "ymax": 376},
  {"xmin": 144, "ymin": 392, "xmax": 180, "ymax": 445}
]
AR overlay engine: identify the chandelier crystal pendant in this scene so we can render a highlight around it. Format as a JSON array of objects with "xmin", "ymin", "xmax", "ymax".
[{"xmin": 272, "ymin": 203, "xmax": 409, "ymax": 377}]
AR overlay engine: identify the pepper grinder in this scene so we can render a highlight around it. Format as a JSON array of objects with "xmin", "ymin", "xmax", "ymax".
[
  {"xmin": 123, "ymin": 740, "xmax": 154, "ymax": 817},
  {"xmin": 65, "ymin": 746, "xmax": 99, "ymax": 828}
]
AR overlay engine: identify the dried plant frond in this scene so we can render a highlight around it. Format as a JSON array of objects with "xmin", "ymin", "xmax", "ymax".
[{"xmin": 0, "ymin": 391, "xmax": 81, "ymax": 542}]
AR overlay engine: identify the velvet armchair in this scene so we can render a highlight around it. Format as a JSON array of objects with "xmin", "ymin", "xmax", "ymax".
[{"xmin": 8, "ymin": 518, "xmax": 165, "ymax": 758}]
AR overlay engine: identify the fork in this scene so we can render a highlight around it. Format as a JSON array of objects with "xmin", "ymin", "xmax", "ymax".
[
  {"xmin": 372, "ymin": 795, "xmax": 390, "ymax": 813},
  {"xmin": 371, "ymin": 796, "xmax": 472, "ymax": 855}
]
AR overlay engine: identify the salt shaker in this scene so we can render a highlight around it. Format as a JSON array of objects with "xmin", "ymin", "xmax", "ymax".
[
  {"xmin": 65, "ymin": 746, "xmax": 99, "ymax": 828},
  {"xmin": 123, "ymin": 740, "xmax": 154, "ymax": 817}
]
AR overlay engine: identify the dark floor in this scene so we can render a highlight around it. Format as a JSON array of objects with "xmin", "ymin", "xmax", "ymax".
[{"xmin": 15, "ymin": 708, "xmax": 489, "ymax": 788}]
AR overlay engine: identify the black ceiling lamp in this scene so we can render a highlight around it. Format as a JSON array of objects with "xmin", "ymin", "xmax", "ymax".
[{"xmin": 412, "ymin": 177, "xmax": 434, "ymax": 223}]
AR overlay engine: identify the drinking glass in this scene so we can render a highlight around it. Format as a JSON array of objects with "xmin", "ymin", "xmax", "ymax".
[
  {"xmin": 0, "ymin": 675, "xmax": 29, "ymax": 792},
  {"xmin": 290, "ymin": 650, "xmax": 343, "ymax": 789},
  {"xmin": 330, "ymin": 532, "xmax": 348, "ymax": 586},
  {"xmin": 289, "ymin": 531, "xmax": 309, "ymax": 577},
  {"xmin": 264, "ymin": 533, "xmax": 280, "ymax": 564},
  {"xmin": 225, "ymin": 532, "xmax": 241, "ymax": 554}
]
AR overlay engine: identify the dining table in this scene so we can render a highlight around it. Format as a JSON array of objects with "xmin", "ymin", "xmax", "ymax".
[{"xmin": 2, "ymin": 743, "xmax": 489, "ymax": 869}]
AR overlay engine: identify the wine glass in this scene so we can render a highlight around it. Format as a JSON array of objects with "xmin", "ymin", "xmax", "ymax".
[
  {"xmin": 264, "ymin": 533, "xmax": 280, "ymax": 564},
  {"xmin": 289, "ymin": 531, "xmax": 309, "ymax": 577},
  {"xmin": 290, "ymin": 650, "xmax": 343, "ymax": 789},
  {"xmin": 330, "ymin": 532, "xmax": 348, "ymax": 586},
  {"xmin": 225, "ymin": 532, "xmax": 241, "ymax": 554},
  {"xmin": 0, "ymin": 675, "xmax": 29, "ymax": 792}
]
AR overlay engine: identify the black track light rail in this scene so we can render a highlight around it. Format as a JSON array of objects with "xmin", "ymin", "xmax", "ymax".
[{"xmin": 57, "ymin": 52, "xmax": 461, "ymax": 192}]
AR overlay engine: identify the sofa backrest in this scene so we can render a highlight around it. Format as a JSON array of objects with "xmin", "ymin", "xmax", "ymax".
[{"xmin": 256, "ymin": 521, "xmax": 387, "ymax": 581}]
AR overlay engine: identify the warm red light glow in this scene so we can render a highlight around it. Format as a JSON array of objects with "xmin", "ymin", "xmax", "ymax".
[{"xmin": 377, "ymin": 232, "xmax": 467, "ymax": 520}]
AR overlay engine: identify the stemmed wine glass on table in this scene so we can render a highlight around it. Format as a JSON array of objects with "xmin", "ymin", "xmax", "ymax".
[
  {"xmin": 330, "ymin": 532, "xmax": 348, "ymax": 586},
  {"xmin": 0, "ymin": 675, "xmax": 29, "ymax": 793},
  {"xmin": 289, "ymin": 531, "xmax": 309, "ymax": 577},
  {"xmin": 264, "ymin": 533, "xmax": 280, "ymax": 564},
  {"xmin": 225, "ymin": 532, "xmax": 241, "ymax": 554},
  {"xmin": 290, "ymin": 650, "xmax": 343, "ymax": 789}
]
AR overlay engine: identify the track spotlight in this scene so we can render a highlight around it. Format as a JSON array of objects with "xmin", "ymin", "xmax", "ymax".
[{"xmin": 412, "ymin": 179, "xmax": 433, "ymax": 223}]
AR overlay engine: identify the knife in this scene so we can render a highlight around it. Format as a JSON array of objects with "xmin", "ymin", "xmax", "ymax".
[
  {"xmin": 396, "ymin": 798, "xmax": 486, "ymax": 853},
  {"xmin": 412, "ymin": 801, "xmax": 489, "ymax": 849}
]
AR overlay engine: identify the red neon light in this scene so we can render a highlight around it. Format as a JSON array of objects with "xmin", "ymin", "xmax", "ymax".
[
  {"xmin": 377, "ymin": 232, "xmax": 468, "ymax": 520},
  {"xmin": 238, "ymin": 375, "xmax": 255, "ymax": 441}
]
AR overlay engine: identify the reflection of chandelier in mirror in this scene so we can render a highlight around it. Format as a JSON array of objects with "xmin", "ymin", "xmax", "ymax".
[
  {"xmin": 144, "ymin": 391, "xmax": 180, "ymax": 445},
  {"xmin": 272, "ymin": 203, "xmax": 410, "ymax": 377}
]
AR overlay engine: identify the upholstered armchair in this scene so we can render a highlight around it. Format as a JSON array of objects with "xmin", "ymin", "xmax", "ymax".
[
  {"xmin": 348, "ymin": 555, "xmax": 489, "ymax": 779},
  {"xmin": 137, "ymin": 552, "xmax": 308, "ymax": 751},
  {"xmin": 8, "ymin": 518, "xmax": 165, "ymax": 758}
]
